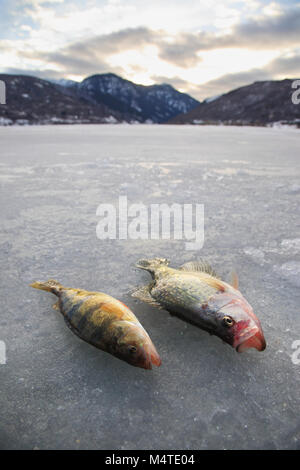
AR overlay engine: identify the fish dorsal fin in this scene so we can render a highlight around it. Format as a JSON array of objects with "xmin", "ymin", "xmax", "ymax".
[
  {"xmin": 179, "ymin": 260, "xmax": 219, "ymax": 278},
  {"xmin": 230, "ymin": 271, "xmax": 239, "ymax": 290}
]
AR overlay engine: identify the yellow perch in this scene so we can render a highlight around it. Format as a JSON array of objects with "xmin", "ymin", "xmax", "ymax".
[{"xmin": 30, "ymin": 279, "xmax": 161, "ymax": 369}]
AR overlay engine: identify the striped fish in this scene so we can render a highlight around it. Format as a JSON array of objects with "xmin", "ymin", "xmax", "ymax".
[{"xmin": 30, "ymin": 279, "xmax": 161, "ymax": 369}]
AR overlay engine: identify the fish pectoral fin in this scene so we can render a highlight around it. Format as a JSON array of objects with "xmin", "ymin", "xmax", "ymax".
[
  {"xmin": 63, "ymin": 315, "xmax": 84, "ymax": 341},
  {"xmin": 131, "ymin": 285, "xmax": 163, "ymax": 309},
  {"xmin": 230, "ymin": 271, "xmax": 239, "ymax": 289},
  {"xmin": 166, "ymin": 310, "xmax": 176, "ymax": 316},
  {"xmin": 179, "ymin": 260, "xmax": 219, "ymax": 278}
]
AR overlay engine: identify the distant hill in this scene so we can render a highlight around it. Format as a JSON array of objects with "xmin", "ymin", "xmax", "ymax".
[
  {"xmin": 168, "ymin": 80, "xmax": 300, "ymax": 127},
  {"xmin": 66, "ymin": 73, "xmax": 199, "ymax": 123},
  {"xmin": 0, "ymin": 73, "xmax": 199, "ymax": 125},
  {"xmin": 0, "ymin": 74, "xmax": 125, "ymax": 126}
]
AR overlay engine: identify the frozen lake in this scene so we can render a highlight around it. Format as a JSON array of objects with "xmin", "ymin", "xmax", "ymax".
[{"xmin": 0, "ymin": 124, "xmax": 299, "ymax": 450}]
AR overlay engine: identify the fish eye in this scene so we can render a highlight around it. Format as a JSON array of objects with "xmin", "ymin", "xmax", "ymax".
[
  {"xmin": 223, "ymin": 316, "xmax": 234, "ymax": 327},
  {"xmin": 129, "ymin": 345, "xmax": 137, "ymax": 354}
]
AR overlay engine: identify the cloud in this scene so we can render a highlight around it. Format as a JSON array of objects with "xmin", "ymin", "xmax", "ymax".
[
  {"xmin": 30, "ymin": 8, "xmax": 300, "ymax": 76},
  {"xmin": 27, "ymin": 27, "xmax": 160, "ymax": 77},
  {"xmin": 157, "ymin": 7, "xmax": 300, "ymax": 68},
  {"xmin": 67, "ymin": 27, "xmax": 159, "ymax": 58},
  {"xmin": 195, "ymin": 69, "xmax": 272, "ymax": 100},
  {"xmin": 231, "ymin": 7, "xmax": 300, "ymax": 48},
  {"xmin": 151, "ymin": 75, "xmax": 191, "ymax": 89},
  {"xmin": 157, "ymin": 33, "xmax": 203, "ymax": 68},
  {"xmin": 150, "ymin": 50, "xmax": 300, "ymax": 101},
  {"xmin": 266, "ymin": 53, "xmax": 300, "ymax": 75},
  {"xmin": 150, "ymin": 74, "xmax": 202, "ymax": 99},
  {"xmin": 188, "ymin": 52, "xmax": 300, "ymax": 100},
  {"xmin": 1, "ymin": 2, "xmax": 300, "ymax": 98},
  {"xmin": 2, "ymin": 67, "xmax": 69, "ymax": 80}
]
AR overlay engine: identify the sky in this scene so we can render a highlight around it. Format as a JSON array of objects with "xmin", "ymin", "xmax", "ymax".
[{"xmin": 0, "ymin": 0, "xmax": 300, "ymax": 100}]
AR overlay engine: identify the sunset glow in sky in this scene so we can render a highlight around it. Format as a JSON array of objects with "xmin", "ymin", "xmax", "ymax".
[{"xmin": 1, "ymin": 0, "xmax": 300, "ymax": 99}]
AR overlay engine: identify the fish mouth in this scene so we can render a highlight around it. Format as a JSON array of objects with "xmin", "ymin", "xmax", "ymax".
[
  {"xmin": 235, "ymin": 329, "xmax": 266, "ymax": 352},
  {"xmin": 149, "ymin": 350, "xmax": 162, "ymax": 367},
  {"xmin": 143, "ymin": 344, "xmax": 162, "ymax": 369}
]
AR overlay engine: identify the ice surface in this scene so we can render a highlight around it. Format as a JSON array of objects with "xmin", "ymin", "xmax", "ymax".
[
  {"xmin": 0, "ymin": 124, "xmax": 299, "ymax": 450},
  {"xmin": 278, "ymin": 262, "xmax": 300, "ymax": 288}
]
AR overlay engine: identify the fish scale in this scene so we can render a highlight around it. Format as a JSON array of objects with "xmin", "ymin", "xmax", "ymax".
[{"xmin": 151, "ymin": 274, "xmax": 217, "ymax": 308}]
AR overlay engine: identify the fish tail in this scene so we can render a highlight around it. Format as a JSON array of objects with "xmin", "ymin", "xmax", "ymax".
[
  {"xmin": 30, "ymin": 279, "xmax": 63, "ymax": 295},
  {"xmin": 136, "ymin": 257, "xmax": 169, "ymax": 272}
]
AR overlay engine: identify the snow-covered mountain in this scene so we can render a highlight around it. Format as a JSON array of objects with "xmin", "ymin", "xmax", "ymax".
[
  {"xmin": 69, "ymin": 73, "xmax": 200, "ymax": 123},
  {"xmin": 0, "ymin": 74, "xmax": 125, "ymax": 125},
  {"xmin": 2, "ymin": 73, "xmax": 297, "ymax": 127},
  {"xmin": 49, "ymin": 78, "xmax": 78, "ymax": 88},
  {"xmin": 0, "ymin": 73, "xmax": 199, "ymax": 125},
  {"xmin": 169, "ymin": 80, "xmax": 300, "ymax": 127}
]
